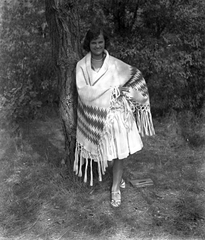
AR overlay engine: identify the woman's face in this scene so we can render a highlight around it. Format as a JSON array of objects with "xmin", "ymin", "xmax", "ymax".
[{"xmin": 89, "ymin": 33, "xmax": 105, "ymax": 59}]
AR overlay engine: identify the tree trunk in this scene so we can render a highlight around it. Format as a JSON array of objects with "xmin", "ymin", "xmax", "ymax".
[{"xmin": 45, "ymin": 0, "xmax": 81, "ymax": 172}]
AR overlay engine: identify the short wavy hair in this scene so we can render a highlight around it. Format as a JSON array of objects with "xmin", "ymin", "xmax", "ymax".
[{"xmin": 82, "ymin": 26, "xmax": 110, "ymax": 52}]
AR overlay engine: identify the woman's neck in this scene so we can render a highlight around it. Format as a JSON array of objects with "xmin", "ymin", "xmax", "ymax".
[
  {"xmin": 91, "ymin": 50, "xmax": 106, "ymax": 60},
  {"xmin": 91, "ymin": 57, "xmax": 103, "ymax": 72},
  {"xmin": 91, "ymin": 54, "xmax": 103, "ymax": 60}
]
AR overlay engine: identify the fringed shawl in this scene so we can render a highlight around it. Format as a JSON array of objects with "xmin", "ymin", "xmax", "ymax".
[{"xmin": 73, "ymin": 50, "xmax": 155, "ymax": 185}]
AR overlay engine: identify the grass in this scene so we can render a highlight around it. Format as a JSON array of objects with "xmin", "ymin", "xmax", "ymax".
[{"xmin": 0, "ymin": 112, "xmax": 204, "ymax": 240}]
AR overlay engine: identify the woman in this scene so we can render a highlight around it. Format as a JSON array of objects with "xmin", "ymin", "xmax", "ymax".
[{"xmin": 73, "ymin": 25, "xmax": 155, "ymax": 207}]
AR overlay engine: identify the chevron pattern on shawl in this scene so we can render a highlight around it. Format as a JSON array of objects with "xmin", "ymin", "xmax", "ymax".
[
  {"xmin": 77, "ymin": 98, "xmax": 108, "ymax": 146},
  {"xmin": 124, "ymin": 67, "xmax": 148, "ymax": 97},
  {"xmin": 121, "ymin": 66, "xmax": 155, "ymax": 137},
  {"xmin": 74, "ymin": 52, "xmax": 155, "ymax": 186}
]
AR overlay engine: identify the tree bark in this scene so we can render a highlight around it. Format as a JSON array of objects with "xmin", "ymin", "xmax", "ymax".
[{"xmin": 45, "ymin": 0, "xmax": 81, "ymax": 172}]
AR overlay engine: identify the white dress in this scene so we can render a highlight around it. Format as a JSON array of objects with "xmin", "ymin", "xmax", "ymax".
[
  {"xmin": 91, "ymin": 67, "xmax": 143, "ymax": 161},
  {"xmin": 104, "ymin": 97, "xmax": 143, "ymax": 161}
]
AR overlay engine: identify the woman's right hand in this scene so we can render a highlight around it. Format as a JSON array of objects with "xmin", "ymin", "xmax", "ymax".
[{"xmin": 118, "ymin": 86, "xmax": 130, "ymax": 96}]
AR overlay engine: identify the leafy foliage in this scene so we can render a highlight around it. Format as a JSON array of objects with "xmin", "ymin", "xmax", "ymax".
[
  {"xmin": 82, "ymin": 0, "xmax": 205, "ymax": 116},
  {"xmin": 1, "ymin": 0, "xmax": 205, "ymax": 125},
  {"xmin": 0, "ymin": 0, "xmax": 57, "ymax": 125}
]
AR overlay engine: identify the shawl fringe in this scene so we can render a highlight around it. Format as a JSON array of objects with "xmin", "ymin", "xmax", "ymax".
[
  {"xmin": 134, "ymin": 102, "xmax": 155, "ymax": 136},
  {"xmin": 115, "ymin": 95, "xmax": 155, "ymax": 137},
  {"xmin": 74, "ymin": 52, "xmax": 155, "ymax": 186},
  {"xmin": 73, "ymin": 97, "xmax": 155, "ymax": 186},
  {"xmin": 73, "ymin": 142, "xmax": 107, "ymax": 186}
]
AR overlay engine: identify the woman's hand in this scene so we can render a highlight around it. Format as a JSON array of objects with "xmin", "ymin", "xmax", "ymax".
[
  {"xmin": 118, "ymin": 86, "xmax": 130, "ymax": 96},
  {"xmin": 119, "ymin": 86, "xmax": 148, "ymax": 103}
]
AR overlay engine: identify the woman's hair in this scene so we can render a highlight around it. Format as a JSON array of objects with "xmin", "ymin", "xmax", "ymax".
[{"xmin": 82, "ymin": 26, "xmax": 110, "ymax": 52}]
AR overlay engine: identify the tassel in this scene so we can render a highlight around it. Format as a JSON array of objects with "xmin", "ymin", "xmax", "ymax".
[
  {"xmin": 101, "ymin": 157, "xmax": 105, "ymax": 175},
  {"xmin": 101, "ymin": 140, "xmax": 107, "ymax": 175},
  {"xmin": 148, "ymin": 111, "xmax": 155, "ymax": 135},
  {"xmin": 97, "ymin": 142, "xmax": 104, "ymax": 181},
  {"xmin": 136, "ymin": 106, "xmax": 155, "ymax": 136},
  {"xmin": 78, "ymin": 148, "xmax": 83, "ymax": 177},
  {"xmin": 84, "ymin": 157, "xmax": 89, "ymax": 183},
  {"xmin": 103, "ymin": 158, "xmax": 108, "ymax": 171},
  {"xmin": 90, "ymin": 157, "xmax": 93, "ymax": 186},
  {"xmin": 73, "ymin": 143, "xmax": 80, "ymax": 174},
  {"xmin": 97, "ymin": 156, "xmax": 102, "ymax": 181},
  {"xmin": 73, "ymin": 143, "xmax": 79, "ymax": 173}
]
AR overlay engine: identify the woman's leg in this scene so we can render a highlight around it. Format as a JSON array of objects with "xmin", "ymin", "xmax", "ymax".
[{"xmin": 111, "ymin": 159, "xmax": 124, "ymax": 192}]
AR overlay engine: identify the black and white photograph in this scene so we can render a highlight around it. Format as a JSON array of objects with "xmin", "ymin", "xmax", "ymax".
[{"xmin": 0, "ymin": 0, "xmax": 204, "ymax": 239}]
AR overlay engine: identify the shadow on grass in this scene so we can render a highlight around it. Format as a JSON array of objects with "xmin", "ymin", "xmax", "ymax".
[
  {"xmin": 124, "ymin": 122, "xmax": 205, "ymax": 239},
  {"xmin": 0, "ymin": 117, "xmax": 205, "ymax": 240},
  {"xmin": 0, "ymin": 124, "xmax": 116, "ymax": 239}
]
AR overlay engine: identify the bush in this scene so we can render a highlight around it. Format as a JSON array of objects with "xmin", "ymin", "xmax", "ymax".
[
  {"xmin": 103, "ymin": 0, "xmax": 205, "ymax": 117},
  {"xmin": 0, "ymin": 0, "xmax": 57, "ymax": 125}
]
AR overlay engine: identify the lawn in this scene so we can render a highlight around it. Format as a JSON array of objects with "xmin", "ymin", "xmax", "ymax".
[{"xmin": 0, "ymin": 111, "xmax": 204, "ymax": 240}]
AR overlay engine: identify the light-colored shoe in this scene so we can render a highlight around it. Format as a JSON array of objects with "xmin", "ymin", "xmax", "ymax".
[{"xmin": 111, "ymin": 190, "xmax": 121, "ymax": 207}]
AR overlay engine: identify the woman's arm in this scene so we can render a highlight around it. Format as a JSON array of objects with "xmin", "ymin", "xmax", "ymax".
[{"xmin": 119, "ymin": 86, "xmax": 148, "ymax": 104}]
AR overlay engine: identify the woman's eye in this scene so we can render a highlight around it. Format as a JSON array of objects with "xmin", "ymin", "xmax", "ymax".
[{"xmin": 91, "ymin": 41, "xmax": 103, "ymax": 45}]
